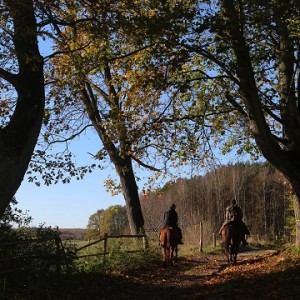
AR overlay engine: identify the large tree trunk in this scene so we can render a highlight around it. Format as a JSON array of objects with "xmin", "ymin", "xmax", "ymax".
[
  {"xmin": 82, "ymin": 90, "xmax": 145, "ymax": 235},
  {"xmin": 220, "ymin": 0, "xmax": 300, "ymax": 245},
  {"xmin": 115, "ymin": 156, "xmax": 145, "ymax": 235},
  {"xmin": 0, "ymin": 0, "xmax": 45, "ymax": 217}
]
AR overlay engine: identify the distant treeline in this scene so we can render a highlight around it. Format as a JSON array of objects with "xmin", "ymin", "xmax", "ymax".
[
  {"xmin": 59, "ymin": 228, "xmax": 86, "ymax": 240},
  {"xmin": 141, "ymin": 162, "xmax": 293, "ymax": 243},
  {"xmin": 83, "ymin": 162, "xmax": 294, "ymax": 243}
]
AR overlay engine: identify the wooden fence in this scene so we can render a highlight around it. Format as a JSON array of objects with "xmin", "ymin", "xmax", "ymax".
[
  {"xmin": 75, "ymin": 233, "xmax": 148, "ymax": 259},
  {"xmin": 0, "ymin": 237, "xmax": 66, "ymax": 277},
  {"xmin": 0, "ymin": 234, "xmax": 148, "ymax": 277}
]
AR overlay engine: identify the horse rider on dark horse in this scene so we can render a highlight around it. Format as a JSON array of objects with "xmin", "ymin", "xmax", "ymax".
[
  {"xmin": 219, "ymin": 199, "xmax": 250, "ymax": 246},
  {"xmin": 163, "ymin": 204, "xmax": 184, "ymax": 245}
]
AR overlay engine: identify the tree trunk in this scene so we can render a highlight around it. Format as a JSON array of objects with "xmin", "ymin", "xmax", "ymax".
[
  {"xmin": 0, "ymin": 0, "xmax": 45, "ymax": 217},
  {"xmin": 81, "ymin": 75, "xmax": 145, "ymax": 235},
  {"xmin": 220, "ymin": 0, "xmax": 300, "ymax": 246},
  {"xmin": 291, "ymin": 185, "xmax": 300, "ymax": 247},
  {"xmin": 115, "ymin": 156, "xmax": 145, "ymax": 235},
  {"xmin": 83, "ymin": 101, "xmax": 145, "ymax": 234}
]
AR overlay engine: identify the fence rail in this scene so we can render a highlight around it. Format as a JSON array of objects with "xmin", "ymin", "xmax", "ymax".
[
  {"xmin": 75, "ymin": 233, "xmax": 148, "ymax": 258},
  {"xmin": 0, "ymin": 234, "xmax": 148, "ymax": 277},
  {"xmin": 0, "ymin": 237, "xmax": 66, "ymax": 277}
]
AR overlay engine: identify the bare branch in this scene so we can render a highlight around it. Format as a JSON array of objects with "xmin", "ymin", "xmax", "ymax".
[
  {"xmin": 131, "ymin": 155, "xmax": 161, "ymax": 172},
  {"xmin": 45, "ymin": 124, "xmax": 92, "ymax": 145}
]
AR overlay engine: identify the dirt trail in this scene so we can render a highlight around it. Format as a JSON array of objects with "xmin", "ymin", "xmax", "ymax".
[
  {"xmin": 52, "ymin": 249, "xmax": 299, "ymax": 300},
  {"xmin": 93, "ymin": 249, "xmax": 288, "ymax": 300}
]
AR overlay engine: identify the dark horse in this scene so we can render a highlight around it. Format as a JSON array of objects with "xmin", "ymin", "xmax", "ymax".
[
  {"xmin": 159, "ymin": 227, "xmax": 180, "ymax": 267},
  {"xmin": 221, "ymin": 222, "xmax": 242, "ymax": 265}
]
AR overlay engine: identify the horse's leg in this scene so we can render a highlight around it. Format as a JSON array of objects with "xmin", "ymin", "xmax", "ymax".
[
  {"xmin": 225, "ymin": 251, "xmax": 230, "ymax": 263},
  {"xmin": 174, "ymin": 245, "xmax": 178, "ymax": 262},
  {"xmin": 231, "ymin": 248, "xmax": 236, "ymax": 265},
  {"xmin": 162, "ymin": 245, "xmax": 170, "ymax": 267},
  {"xmin": 162, "ymin": 247, "xmax": 167, "ymax": 267},
  {"xmin": 170, "ymin": 245, "xmax": 178, "ymax": 265},
  {"xmin": 230, "ymin": 243, "xmax": 237, "ymax": 265},
  {"xmin": 230, "ymin": 244, "xmax": 239, "ymax": 265},
  {"xmin": 229, "ymin": 245, "xmax": 233, "ymax": 264},
  {"xmin": 223, "ymin": 230, "xmax": 231, "ymax": 263},
  {"xmin": 234, "ymin": 245, "xmax": 239, "ymax": 264},
  {"xmin": 225, "ymin": 243, "xmax": 230, "ymax": 263},
  {"xmin": 223, "ymin": 243, "xmax": 228, "ymax": 262},
  {"xmin": 169, "ymin": 246, "xmax": 174, "ymax": 265},
  {"xmin": 227, "ymin": 245, "xmax": 231, "ymax": 263},
  {"xmin": 167, "ymin": 247, "xmax": 171, "ymax": 266}
]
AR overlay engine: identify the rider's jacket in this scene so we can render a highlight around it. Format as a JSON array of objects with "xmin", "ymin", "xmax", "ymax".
[
  {"xmin": 164, "ymin": 208, "xmax": 178, "ymax": 227},
  {"xmin": 226, "ymin": 204, "xmax": 243, "ymax": 222}
]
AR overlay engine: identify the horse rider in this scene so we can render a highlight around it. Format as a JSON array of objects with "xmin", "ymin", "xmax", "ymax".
[
  {"xmin": 219, "ymin": 199, "xmax": 250, "ymax": 246},
  {"xmin": 164, "ymin": 204, "xmax": 184, "ymax": 244}
]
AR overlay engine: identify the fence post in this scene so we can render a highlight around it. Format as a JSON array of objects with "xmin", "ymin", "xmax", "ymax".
[
  {"xmin": 103, "ymin": 233, "xmax": 108, "ymax": 257},
  {"xmin": 55, "ymin": 237, "xmax": 61, "ymax": 275},
  {"xmin": 199, "ymin": 222, "xmax": 203, "ymax": 253},
  {"xmin": 142, "ymin": 235, "xmax": 148, "ymax": 250}
]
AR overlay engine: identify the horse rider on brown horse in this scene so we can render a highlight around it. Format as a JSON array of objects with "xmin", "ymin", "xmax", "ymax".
[
  {"xmin": 219, "ymin": 199, "xmax": 250, "ymax": 246},
  {"xmin": 164, "ymin": 204, "xmax": 184, "ymax": 245}
]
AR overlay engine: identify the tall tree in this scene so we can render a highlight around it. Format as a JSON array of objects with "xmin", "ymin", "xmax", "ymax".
[
  {"xmin": 35, "ymin": 0, "xmax": 197, "ymax": 235},
  {"xmin": 86, "ymin": 206, "xmax": 128, "ymax": 237},
  {"xmin": 176, "ymin": 0, "xmax": 300, "ymax": 244},
  {"xmin": 0, "ymin": 0, "xmax": 45, "ymax": 217},
  {"xmin": 85, "ymin": 209, "xmax": 104, "ymax": 239},
  {"xmin": 100, "ymin": 205, "xmax": 128, "ymax": 235}
]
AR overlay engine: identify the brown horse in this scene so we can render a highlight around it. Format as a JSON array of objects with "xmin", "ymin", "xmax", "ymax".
[
  {"xmin": 159, "ymin": 227, "xmax": 180, "ymax": 267},
  {"xmin": 221, "ymin": 222, "xmax": 242, "ymax": 265}
]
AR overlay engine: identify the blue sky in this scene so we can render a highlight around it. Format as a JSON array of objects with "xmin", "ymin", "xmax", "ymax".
[
  {"xmin": 16, "ymin": 130, "xmax": 126, "ymax": 229},
  {"xmin": 16, "ymin": 166, "xmax": 124, "ymax": 229}
]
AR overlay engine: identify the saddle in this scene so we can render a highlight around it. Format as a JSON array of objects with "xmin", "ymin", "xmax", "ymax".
[
  {"xmin": 165, "ymin": 226, "xmax": 174, "ymax": 229},
  {"xmin": 226, "ymin": 221, "xmax": 240, "ymax": 234}
]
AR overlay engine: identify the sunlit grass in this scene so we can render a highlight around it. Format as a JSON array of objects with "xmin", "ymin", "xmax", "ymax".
[{"xmin": 72, "ymin": 237, "xmax": 161, "ymax": 275}]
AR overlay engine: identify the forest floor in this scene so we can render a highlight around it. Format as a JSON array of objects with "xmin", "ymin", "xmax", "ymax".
[{"xmin": 49, "ymin": 247, "xmax": 300, "ymax": 300}]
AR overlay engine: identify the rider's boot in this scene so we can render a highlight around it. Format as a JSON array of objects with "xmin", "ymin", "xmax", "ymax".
[
  {"xmin": 177, "ymin": 227, "xmax": 184, "ymax": 244},
  {"xmin": 242, "ymin": 235, "xmax": 248, "ymax": 247}
]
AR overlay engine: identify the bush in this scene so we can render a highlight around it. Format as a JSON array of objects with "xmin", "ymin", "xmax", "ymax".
[
  {"xmin": 0, "ymin": 201, "xmax": 76, "ymax": 298},
  {"xmin": 75, "ymin": 238, "xmax": 161, "ymax": 275}
]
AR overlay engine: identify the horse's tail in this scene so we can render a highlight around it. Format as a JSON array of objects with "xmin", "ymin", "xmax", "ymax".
[
  {"xmin": 159, "ymin": 228, "xmax": 169, "ymax": 247},
  {"xmin": 166, "ymin": 228, "xmax": 171, "ymax": 249},
  {"xmin": 159, "ymin": 229, "xmax": 164, "ymax": 246}
]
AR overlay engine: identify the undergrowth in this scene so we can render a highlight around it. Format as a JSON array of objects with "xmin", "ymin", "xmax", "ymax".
[{"xmin": 76, "ymin": 250, "xmax": 160, "ymax": 275}]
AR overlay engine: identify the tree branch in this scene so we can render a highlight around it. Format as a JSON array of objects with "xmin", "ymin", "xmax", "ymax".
[
  {"xmin": 131, "ymin": 155, "xmax": 161, "ymax": 172},
  {"xmin": 45, "ymin": 124, "xmax": 92, "ymax": 145},
  {"xmin": 0, "ymin": 67, "xmax": 18, "ymax": 87}
]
